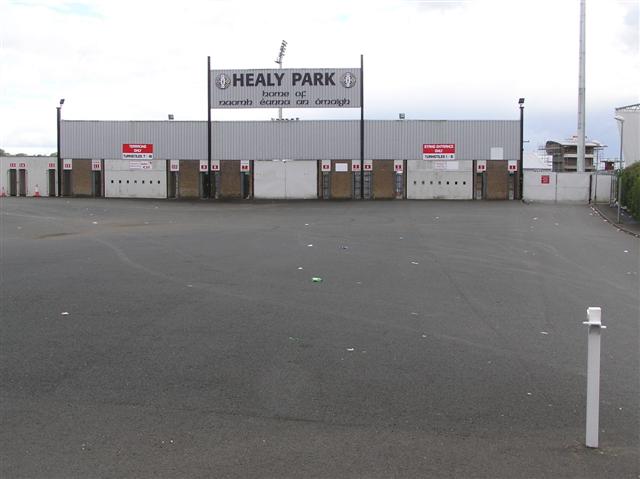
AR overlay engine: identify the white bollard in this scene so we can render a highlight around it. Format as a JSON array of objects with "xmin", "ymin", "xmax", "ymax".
[{"xmin": 583, "ymin": 307, "xmax": 606, "ymax": 448}]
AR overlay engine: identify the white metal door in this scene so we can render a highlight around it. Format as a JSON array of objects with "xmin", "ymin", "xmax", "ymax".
[
  {"xmin": 283, "ymin": 160, "xmax": 317, "ymax": 199},
  {"xmin": 407, "ymin": 160, "xmax": 473, "ymax": 199},
  {"xmin": 253, "ymin": 160, "xmax": 286, "ymax": 199},
  {"xmin": 104, "ymin": 160, "xmax": 167, "ymax": 198}
]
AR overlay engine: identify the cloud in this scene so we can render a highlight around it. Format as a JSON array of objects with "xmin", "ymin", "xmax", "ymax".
[{"xmin": 0, "ymin": 0, "xmax": 637, "ymax": 157}]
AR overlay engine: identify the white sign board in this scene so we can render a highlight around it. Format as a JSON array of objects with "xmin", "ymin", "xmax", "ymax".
[
  {"xmin": 210, "ymin": 68, "xmax": 361, "ymax": 109},
  {"xmin": 351, "ymin": 160, "xmax": 361, "ymax": 172},
  {"xmin": 210, "ymin": 160, "xmax": 220, "ymax": 171},
  {"xmin": 335, "ymin": 162, "xmax": 349, "ymax": 172},
  {"xmin": 508, "ymin": 160, "xmax": 518, "ymax": 172},
  {"xmin": 63, "ymin": 159, "xmax": 73, "ymax": 170},
  {"xmin": 321, "ymin": 160, "xmax": 331, "ymax": 172},
  {"xmin": 434, "ymin": 161, "xmax": 459, "ymax": 171},
  {"xmin": 394, "ymin": 160, "xmax": 404, "ymax": 173},
  {"xmin": 363, "ymin": 159, "xmax": 373, "ymax": 171},
  {"xmin": 490, "ymin": 147, "xmax": 504, "ymax": 160},
  {"xmin": 199, "ymin": 160, "xmax": 208, "ymax": 172},
  {"xmin": 170, "ymin": 160, "xmax": 179, "ymax": 172},
  {"xmin": 48, "ymin": 162, "xmax": 56, "ymax": 169},
  {"xmin": 476, "ymin": 160, "xmax": 487, "ymax": 173},
  {"xmin": 240, "ymin": 160, "xmax": 250, "ymax": 172},
  {"xmin": 91, "ymin": 160, "xmax": 102, "ymax": 171},
  {"xmin": 129, "ymin": 161, "xmax": 153, "ymax": 170}
]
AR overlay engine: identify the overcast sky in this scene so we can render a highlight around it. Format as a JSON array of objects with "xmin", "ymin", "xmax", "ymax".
[{"xmin": 1, "ymin": 0, "xmax": 638, "ymax": 157}]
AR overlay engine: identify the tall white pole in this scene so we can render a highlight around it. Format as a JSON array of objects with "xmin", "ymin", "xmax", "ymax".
[
  {"xmin": 577, "ymin": 0, "xmax": 586, "ymax": 172},
  {"xmin": 583, "ymin": 307, "xmax": 605, "ymax": 448}
]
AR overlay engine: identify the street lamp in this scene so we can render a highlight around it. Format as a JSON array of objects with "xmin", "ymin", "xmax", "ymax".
[
  {"xmin": 614, "ymin": 115, "xmax": 624, "ymax": 223},
  {"xmin": 518, "ymin": 98, "xmax": 525, "ymax": 199},
  {"xmin": 274, "ymin": 40, "xmax": 287, "ymax": 120},
  {"xmin": 56, "ymin": 98, "xmax": 64, "ymax": 196}
]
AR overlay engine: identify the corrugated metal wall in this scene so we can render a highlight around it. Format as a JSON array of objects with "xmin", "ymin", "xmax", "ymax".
[
  {"xmin": 61, "ymin": 121, "xmax": 207, "ymax": 160},
  {"xmin": 62, "ymin": 120, "xmax": 519, "ymax": 161}
]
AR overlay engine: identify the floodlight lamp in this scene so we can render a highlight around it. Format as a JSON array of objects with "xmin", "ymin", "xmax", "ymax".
[
  {"xmin": 168, "ymin": 114, "xmax": 174, "ymax": 120},
  {"xmin": 60, "ymin": 98, "xmax": 65, "ymax": 105},
  {"xmin": 518, "ymin": 98, "xmax": 525, "ymax": 105},
  {"xmin": 614, "ymin": 115, "xmax": 624, "ymax": 123}
]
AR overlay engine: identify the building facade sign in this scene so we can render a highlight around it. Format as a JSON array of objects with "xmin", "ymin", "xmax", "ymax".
[
  {"xmin": 423, "ymin": 144, "xmax": 456, "ymax": 160},
  {"xmin": 122, "ymin": 144, "xmax": 153, "ymax": 160},
  {"xmin": 210, "ymin": 68, "xmax": 361, "ymax": 109}
]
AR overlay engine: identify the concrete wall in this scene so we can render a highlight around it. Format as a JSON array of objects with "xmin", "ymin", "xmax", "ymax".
[
  {"xmin": 523, "ymin": 171, "xmax": 609, "ymax": 203},
  {"xmin": 592, "ymin": 172, "xmax": 615, "ymax": 204},
  {"xmin": 1, "ymin": 157, "xmax": 57, "ymax": 197}
]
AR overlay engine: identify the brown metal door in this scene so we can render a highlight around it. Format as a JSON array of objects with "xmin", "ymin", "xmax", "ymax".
[
  {"xmin": 48, "ymin": 170, "xmax": 56, "ymax": 196},
  {"xmin": 178, "ymin": 160, "xmax": 199, "ymax": 199},
  {"xmin": 486, "ymin": 160, "xmax": 508, "ymax": 200},
  {"xmin": 18, "ymin": 170, "xmax": 27, "ymax": 196},
  {"xmin": 220, "ymin": 160, "xmax": 242, "ymax": 199},
  {"xmin": 9, "ymin": 169, "xmax": 17, "ymax": 196},
  {"xmin": 372, "ymin": 160, "xmax": 395, "ymax": 199},
  {"xmin": 72, "ymin": 159, "xmax": 92, "ymax": 196},
  {"xmin": 330, "ymin": 160, "xmax": 352, "ymax": 199}
]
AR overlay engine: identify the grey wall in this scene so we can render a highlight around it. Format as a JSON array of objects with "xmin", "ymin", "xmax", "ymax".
[
  {"xmin": 62, "ymin": 119, "xmax": 519, "ymax": 161},
  {"xmin": 61, "ymin": 121, "xmax": 207, "ymax": 160}
]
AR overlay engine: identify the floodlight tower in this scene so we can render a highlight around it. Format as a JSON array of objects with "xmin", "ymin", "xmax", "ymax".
[{"xmin": 274, "ymin": 40, "xmax": 287, "ymax": 120}]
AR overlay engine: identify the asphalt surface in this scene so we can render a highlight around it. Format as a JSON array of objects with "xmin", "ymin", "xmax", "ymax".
[{"xmin": 1, "ymin": 198, "xmax": 638, "ymax": 479}]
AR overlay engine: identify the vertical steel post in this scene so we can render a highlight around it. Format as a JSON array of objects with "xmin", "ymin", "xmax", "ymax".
[
  {"xmin": 360, "ymin": 54, "xmax": 364, "ymax": 199},
  {"xmin": 617, "ymin": 121, "xmax": 623, "ymax": 223},
  {"xmin": 519, "ymin": 101, "xmax": 524, "ymax": 199},
  {"xmin": 56, "ymin": 106, "xmax": 62, "ymax": 196},
  {"xmin": 583, "ymin": 307, "xmax": 605, "ymax": 448},
  {"xmin": 207, "ymin": 56, "xmax": 212, "ymax": 198}
]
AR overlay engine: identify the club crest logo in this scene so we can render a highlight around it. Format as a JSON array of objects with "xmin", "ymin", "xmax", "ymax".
[
  {"xmin": 341, "ymin": 72, "xmax": 356, "ymax": 88},
  {"xmin": 215, "ymin": 73, "xmax": 231, "ymax": 89}
]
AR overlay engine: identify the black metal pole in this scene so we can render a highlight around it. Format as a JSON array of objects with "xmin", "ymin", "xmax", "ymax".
[
  {"xmin": 360, "ymin": 54, "xmax": 364, "ymax": 199},
  {"xmin": 519, "ymin": 102, "xmax": 524, "ymax": 199},
  {"xmin": 56, "ymin": 106, "xmax": 62, "ymax": 197},
  {"xmin": 207, "ymin": 56, "xmax": 212, "ymax": 198}
]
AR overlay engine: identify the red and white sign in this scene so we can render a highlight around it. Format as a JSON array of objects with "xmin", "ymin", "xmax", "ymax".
[
  {"xmin": 508, "ymin": 160, "xmax": 518, "ymax": 172},
  {"xmin": 122, "ymin": 144, "xmax": 153, "ymax": 160},
  {"xmin": 170, "ymin": 160, "xmax": 179, "ymax": 172},
  {"xmin": 476, "ymin": 160, "xmax": 487, "ymax": 173},
  {"xmin": 210, "ymin": 160, "xmax": 220, "ymax": 172},
  {"xmin": 423, "ymin": 144, "xmax": 456, "ymax": 160},
  {"xmin": 9, "ymin": 162, "xmax": 17, "ymax": 169},
  {"xmin": 541, "ymin": 175, "xmax": 550, "ymax": 184},
  {"xmin": 321, "ymin": 160, "xmax": 331, "ymax": 172},
  {"xmin": 351, "ymin": 160, "xmax": 361, "ymax": 172},
  {"xmin": 18, "ymin": 162, "xmax": 27, "ymax": 169},
  {"xmin": 48, "ymin": 162, "xmax": 56, "ymax": 169},
  {"xmin": 394, "ymin": 160, "xmax": 404, "ymax": 173},
  {"xmin": 63, "ymin": 160, "xmax": 73, "ymax": 170},
  {"xmin": 363, "ymin": 159, "xmax": 373, "ymax": 171},
  {"xmin": 91, "ymin": 160, "xmax": 102, "ymax": 171},
  {"xmin": 240, "ymin": 160, "xmax": 250, "ymax": 172},
  {"xmin": 199, "ymin": 160, "xmax": 208, "ymax": 172}
]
